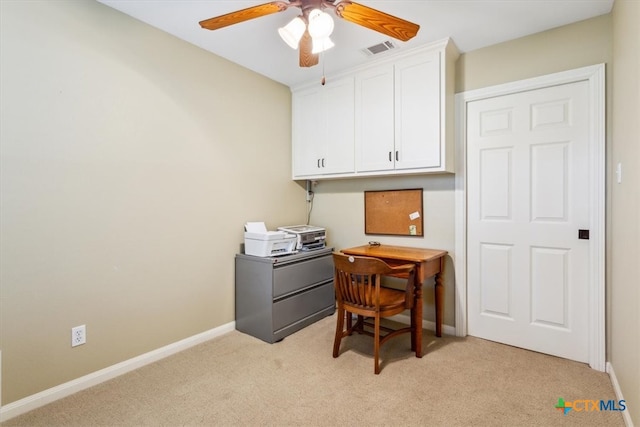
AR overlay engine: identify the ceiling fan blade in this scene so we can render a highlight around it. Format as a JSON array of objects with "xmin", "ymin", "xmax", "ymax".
[
  {"xmin": 334, "ymin": 1, "xmax": 420, "ymax": 42},
  {"xmin": 299, "ymin": 30, "xmax": 319, "ymax": 67},
  {"xmin": 199, "ymin": 2, "xmax": 287, "ymax": 31}
]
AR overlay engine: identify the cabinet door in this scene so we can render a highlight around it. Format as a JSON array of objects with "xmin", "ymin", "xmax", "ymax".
[
  {"xmin": 394, "ymin": 51, "xmax": 441, "ymax": 170},
  {"xmin": 292, "ymin": 86, "xmax": 324, "ymax": 177},
  {"xmin": 355, "ymin": 64, "xmax": 395, "ymax": 172},
  {"xmin": 323, "ymin": 77, "xmax": 355, "ymax": 175},
  {"xmin": 292, "ymin": 78, "xmax": 354, "ymax": 177}
]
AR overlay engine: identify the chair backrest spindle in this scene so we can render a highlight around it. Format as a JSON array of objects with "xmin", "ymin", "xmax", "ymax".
[{"xmin": 334, "ymin": 255, "xmax": 398, "ymax": 311}]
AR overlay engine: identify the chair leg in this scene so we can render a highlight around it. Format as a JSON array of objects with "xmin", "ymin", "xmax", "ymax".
[
  {"xmin": 374, "ymin": 314, "xmax": 381, "ymax": 374},
  {"xmin": 356, "ymin": 315, "xmax": 364, "ymax": 333},
  {"xmin": 333, "ymin": 307, "xmax": 345, "ymax": 358}
]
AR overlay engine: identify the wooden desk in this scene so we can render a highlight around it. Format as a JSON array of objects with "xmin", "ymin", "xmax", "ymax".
[{"xmin": 341, "ymin": 245, "xmax": 447, "ymax": 357}]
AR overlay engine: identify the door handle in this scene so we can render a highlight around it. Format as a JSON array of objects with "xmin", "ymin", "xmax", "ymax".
[
  {"xmin": 395, "ymin": 151, "xmax": 399, "ymax": 162},
  {"xmin": 388, "ymin": 152, "xmax": 392, "ymax": 162}
]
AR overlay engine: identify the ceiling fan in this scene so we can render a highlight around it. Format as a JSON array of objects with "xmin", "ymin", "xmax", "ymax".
[{"xmin": 199, "ymin": 1, "xmax": 420, "ymax": 68}]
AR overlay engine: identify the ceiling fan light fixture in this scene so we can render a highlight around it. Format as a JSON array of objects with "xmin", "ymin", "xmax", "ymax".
[
  {"xmin": 307, "ymin": 9, "xmax": 334, "ymax": 38},
  {"xmin": 311, "ymin": 36, "xmax": 335, "ymax": 54},
  {"xmin": 278, "ymin": 16, "xmax": 306, "ymax": 49},
  {"xmin": 199, "ymin": 1, "xmax": 420, "ymax": 69}
]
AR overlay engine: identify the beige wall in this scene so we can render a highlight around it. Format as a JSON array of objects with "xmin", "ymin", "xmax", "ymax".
[
  {"xmin": 456, "ymin": 14, "xmax": 612, "ymax": 93},
  {"xmin": 0, "ymin": 0, "xmax": 304, "ymax": 404},
  {"xmin": 610, "ymin": 0, "xmax": 640, "ymax": 423},
  {"xmin": 2, "ymin": 1, "xmax": 638, "ymax": 423},
  {"xmin": 311, "ymin": 175, "xmax": 457, "ymax": 326}
]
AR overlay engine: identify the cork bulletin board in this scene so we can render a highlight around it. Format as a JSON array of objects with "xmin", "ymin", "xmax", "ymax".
[{"xmin": 364, "ymin": 189, "xmax": 423, "ymax": 236}]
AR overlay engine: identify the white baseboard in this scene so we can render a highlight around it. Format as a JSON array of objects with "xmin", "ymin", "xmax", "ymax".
[
  {"xmin": 607, "ymin": 361, "xmax": 634, "ymax": 427},
  {"xmin": 390, "ymin": 313, "xmax": 457, "ymax": 337},
  {"xmin": 0, "ymin": 321, "xmax": 235, "ymax": 423}
]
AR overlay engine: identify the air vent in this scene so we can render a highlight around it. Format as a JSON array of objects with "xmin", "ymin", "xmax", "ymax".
[{"xmin": 362, "ymin": 40, "xmax": 397, "ymax": 56}]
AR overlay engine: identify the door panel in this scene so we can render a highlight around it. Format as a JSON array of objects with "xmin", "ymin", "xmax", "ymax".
[
  {"xmin": 531, "ymin": 142, "xmax": 569, "ymax": 221},
  {"xmin": 480, "ymin": 148, "xmax": 512, "ymax": 220},
  {"xmin": 530, "ymin": 246, "xmax": 569, "ymax": 328},
  {"xmin": 479, "ymin": 243, "xmax": 512, "ymax": 318}
]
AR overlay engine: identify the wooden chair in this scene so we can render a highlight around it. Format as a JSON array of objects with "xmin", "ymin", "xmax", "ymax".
[{"xmin": 332, "ymin": 252, "xmax": 418, "ymax": 374}]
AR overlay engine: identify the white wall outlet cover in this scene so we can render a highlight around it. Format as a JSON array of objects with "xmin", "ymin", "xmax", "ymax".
[{"xmin": 71, "ymin": 325, "xmax": 86, "ymax": 347}]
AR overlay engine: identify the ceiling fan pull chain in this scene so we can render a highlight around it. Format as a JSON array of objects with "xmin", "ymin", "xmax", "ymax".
[{"xmin": 321, "ymin": 52, "xmax": 326, "ymax": 86}]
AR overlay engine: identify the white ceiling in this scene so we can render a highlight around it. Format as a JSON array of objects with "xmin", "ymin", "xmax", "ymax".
[{"xmin": 97, "ymin": 0, "xmax": 614, "ymax": 88}]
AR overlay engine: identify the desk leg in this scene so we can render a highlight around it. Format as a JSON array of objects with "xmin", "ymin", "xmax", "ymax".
[
  {"xmin": 414, "ymin": 280, "xmax": 423, "ymax": 358},
  {"xmin": 435, "ymin": 259, "xmax": 444, "ymax": 337}
]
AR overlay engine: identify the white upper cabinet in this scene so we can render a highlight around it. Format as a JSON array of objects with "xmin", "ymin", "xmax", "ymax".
[
  {"xmin": 354, "ymin": 51, "xmax": 441, "ymax": 172},
  {"xmin": 292, "ymin": 86, "xmax": 323, "ymax": 178},
  {"xmin": 394, "ymin": 51, "xmax": 441, "ymax": 170},
  {"xmin": 354, "ymin": 63, "xmax": 395, "ymax": 172},
  {"xmin": 292, "ymin": 76, "xmax": 354, "ymax": 178},
  {"xmin": 292, "ymin": 38, "xmax": 458, "ymax": 180}
]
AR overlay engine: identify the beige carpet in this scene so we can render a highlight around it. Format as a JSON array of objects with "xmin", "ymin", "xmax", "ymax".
[{"xmin": 3, "ymin": 316, "xmax": 624, "ymax": 426}]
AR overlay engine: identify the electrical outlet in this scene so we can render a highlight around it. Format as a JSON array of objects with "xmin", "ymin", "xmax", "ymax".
[{"xmin": 71, "ymin": 325, "xmax": 86, "ymax": 347}]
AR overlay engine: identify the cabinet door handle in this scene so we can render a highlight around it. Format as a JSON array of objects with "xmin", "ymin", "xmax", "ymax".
[
  {"xmin": 322, "ymin": 158, "xmax": 325, "ymax": 168},
  {"xmin": 395, "ymin": 151, "xmax": 399, "ymax": 162},
  {"xmin": 388, "ymin": 152, "xmax": 392, "ymax": 162},
  {"xmin": 317, "ymin": 159, "xmax": 321, "ymax": 168}
]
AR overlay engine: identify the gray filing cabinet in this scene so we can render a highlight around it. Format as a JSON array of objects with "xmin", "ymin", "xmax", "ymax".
[{"xmin": 235, "ymin": 247, "xmax": 335, "ymax": 343}]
